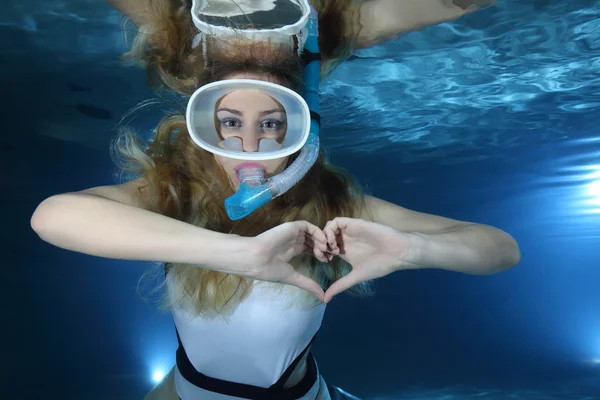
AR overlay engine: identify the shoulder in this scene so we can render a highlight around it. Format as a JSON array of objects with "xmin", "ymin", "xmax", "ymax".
[{"xmin": 79, "ymin": 177, "xmax": 152, "ymax": 210}]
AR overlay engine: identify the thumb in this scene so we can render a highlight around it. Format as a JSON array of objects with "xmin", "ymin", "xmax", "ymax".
[
  {"xmin": 286, "ymin": 270, "xmax": 325, "ymax": 302},
  {"xmin": 324, "ymin": 270, "xmax": 367, "ymax": 303}
]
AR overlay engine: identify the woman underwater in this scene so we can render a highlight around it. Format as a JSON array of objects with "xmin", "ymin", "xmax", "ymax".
[{"xmin": 31, "ymin": 2, "xmax": 518, "ymax": 399}]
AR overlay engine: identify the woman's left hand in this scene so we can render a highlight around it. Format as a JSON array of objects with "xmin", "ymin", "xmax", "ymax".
[{"xmin": 322, "ymin": 217, "xmax": 413, "ymax": 303}]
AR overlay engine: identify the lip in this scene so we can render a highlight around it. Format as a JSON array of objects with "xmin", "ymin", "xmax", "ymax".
[
  {"xmin": 234, "ymin": 162, "xmax": 267, "ymax": 180},
  {"xmin": 234, "ymin": 162, "xmax": 267, "ymax": 172}
]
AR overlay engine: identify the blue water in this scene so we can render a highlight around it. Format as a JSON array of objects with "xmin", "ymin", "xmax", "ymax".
[{"xmin": 2, "ymin": 0, "xmax": 600, "ymax": 399}]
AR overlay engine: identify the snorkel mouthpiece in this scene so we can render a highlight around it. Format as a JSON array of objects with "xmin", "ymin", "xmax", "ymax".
[
  {"xmin": 225, "ymin": 167, "xmax": 273, "ymax": 220},
  {"xmin": 236, "ymin": 165, "xmax": 265, "ymax": 185}
]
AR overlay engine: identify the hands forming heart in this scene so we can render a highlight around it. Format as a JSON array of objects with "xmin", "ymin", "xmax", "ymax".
[{"xmin": 250, "ymin": 217, "xmax": 410, "ymax": 303}]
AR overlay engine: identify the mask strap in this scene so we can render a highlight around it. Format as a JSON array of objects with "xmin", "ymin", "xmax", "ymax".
[
  {"xmin": 296, "ymin": 28, "xmax": 308, "ymax": 57},
  {"xmin": 191, "ymin": 32, "xmax": 202, "ymax": 49},
  {"xmin": 191, "ymin": 32, "xmax": 208, "ymax": 69}
]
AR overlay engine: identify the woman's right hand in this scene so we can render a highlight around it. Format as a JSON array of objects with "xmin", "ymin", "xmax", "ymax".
[
  {"xmin": 31, "ymin": 184, "xmax": 330, "ymax": 301},
  {"xmin": 247, "ymin": 221, "xmax": 331, "ymax": 302}
]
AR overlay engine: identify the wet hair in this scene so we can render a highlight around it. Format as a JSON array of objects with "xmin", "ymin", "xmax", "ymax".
[
  {"xmin": 120, "ymin": 0, "xmax": 365, "ymax": 95},
  {"xmin": 113, "ymin": 45, "xmax": 372, "ymax": 317}
]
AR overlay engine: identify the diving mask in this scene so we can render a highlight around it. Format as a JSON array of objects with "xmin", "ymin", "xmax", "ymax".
[{"xmin": 186, "ymin": 78, "xmax": 311, "ymax": 161}]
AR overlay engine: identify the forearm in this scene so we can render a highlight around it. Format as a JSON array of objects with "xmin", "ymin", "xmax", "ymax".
[
  {"xmin": 31, "ymin": 193, "xmax": 250, "ymax": 273},
  {"xmin": 403, "ymin": 223, "xmax": 521, "ymax": 275},
  {"xmin": 358, "ymin": 0, "xmax": 496, "ymax": 48}
]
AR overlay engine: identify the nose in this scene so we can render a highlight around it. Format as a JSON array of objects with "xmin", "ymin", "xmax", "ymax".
[{"xmin": 241, "ymin": 127, "xmax": 260, "ymax": 152}]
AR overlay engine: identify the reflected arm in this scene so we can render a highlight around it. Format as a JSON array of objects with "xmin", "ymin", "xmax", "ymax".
[{"xmin": 356, "ymin": 0, "xmax": 496, "ymax": 48}]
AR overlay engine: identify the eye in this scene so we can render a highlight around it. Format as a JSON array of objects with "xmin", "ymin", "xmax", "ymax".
[
  {"xmin": 220, "ymin": 118, "xmax": 242, "ymax": 129},
  {"xmin": 261, "ymin": 119, "xmax": 285, "ymax": 131}
]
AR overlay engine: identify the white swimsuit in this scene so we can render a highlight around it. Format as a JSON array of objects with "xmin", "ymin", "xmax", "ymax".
[{"xmin": 167, "ymin": 273, "xmax": 327, "ymax": 399}]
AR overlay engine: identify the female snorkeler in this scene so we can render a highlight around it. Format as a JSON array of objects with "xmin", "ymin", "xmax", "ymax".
[
  {"xmin": 31, "ymin": 3, "xmax": 517, "ymax": 400},
  {"xmin": 105, "ymin": 0, "xmax": 496, "ymax": 94}
]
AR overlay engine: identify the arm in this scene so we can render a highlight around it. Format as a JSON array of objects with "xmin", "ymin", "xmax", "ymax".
[
  {"xmin": 30, "ymin": 179, "xmax": 253, "ymax": 274},
  {"xmin": 362, "ymin": 195, "xmax": 521, "ymax": 275},
  {"xmin": 356, "ymin": 0, "xmax": 496, "ymax": 48}
]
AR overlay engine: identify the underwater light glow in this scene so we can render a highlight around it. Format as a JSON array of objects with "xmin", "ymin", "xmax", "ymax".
[
  {"xmin": 152, "ymin": 370, "xmax": 165, "ymax": 383},
  {"xmin": 585, "ymin": 178, "xmax": 600, "ymax": 213},
  {"xmin": 582, "ymin": 358, "xmax": 600, "ymax": 367},
  {"xmin": 588, "ymin": 179, "xmax": 600, "ymax": 203}
]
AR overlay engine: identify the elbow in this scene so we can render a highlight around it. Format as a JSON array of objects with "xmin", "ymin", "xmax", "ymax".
[
  {"xmin": 507, "ymin": 237, "xmax": 522, "ymax": 267},
  {"xmin": 30, "ymin": 197, "xmax": 54, "ymax": 240},
  {"xmin": 500, "ymin": 229, "xmax": 522, "ymax": 268},
  {"xmin": 488, "ymin": 234, "xmax": 521, "ymax": 274},
  {"xmin": 468, "ymin": 227, "xmax": 521, "ymax": 275},
  {"xmin": 30, "ymin": 195, "xmax": 69, "ymax": 242}
]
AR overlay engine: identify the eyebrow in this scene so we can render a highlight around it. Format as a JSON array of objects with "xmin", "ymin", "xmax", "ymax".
[{"xmin": 216, "ymin": 108, "xmax": 285, "ymax": 116}]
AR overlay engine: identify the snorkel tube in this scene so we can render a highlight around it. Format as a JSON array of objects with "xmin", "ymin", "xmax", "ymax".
[{"xmin": 224, "ymin": 8, "xmax": 321, "ymax": 220}]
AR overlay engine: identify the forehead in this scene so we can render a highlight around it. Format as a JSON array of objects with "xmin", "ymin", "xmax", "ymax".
[{"xmin": 218, "ymin": 89, "xmax": 284, "ymax": 111}]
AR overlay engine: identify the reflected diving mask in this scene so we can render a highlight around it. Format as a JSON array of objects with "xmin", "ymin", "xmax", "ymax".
[{"xmin": 191, "ymin": 0, "xmax": 312, "ymax": 55}]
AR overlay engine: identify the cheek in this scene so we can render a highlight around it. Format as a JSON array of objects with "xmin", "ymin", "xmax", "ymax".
[
  {"xmin": 266, "ymin": 158, "xmax": 289, "ymax": 173},
  {"xmin": 215, "ymin": 156, "xmax": 239, "ymax": 188},
  {"xmin": 215, "ymin": 155, "xmax": 231, "ymax": 170},
  {"xmin": 215, "ymin": 156, "xmax": 237, "ymax": 178}
]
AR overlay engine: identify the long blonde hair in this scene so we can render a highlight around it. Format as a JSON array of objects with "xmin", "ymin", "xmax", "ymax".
[
  {"xmin": 119, "ymin": 0, "xmax": 365, "ymax": 95},
  {"xmin": 114, "ymin": 49, "xmax": 371, "ymax": 316}
]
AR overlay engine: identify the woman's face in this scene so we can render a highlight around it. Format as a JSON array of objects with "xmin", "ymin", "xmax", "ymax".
[{"xmin": 213, "ymin": 75, "xmax": 290, "ymax": 189}]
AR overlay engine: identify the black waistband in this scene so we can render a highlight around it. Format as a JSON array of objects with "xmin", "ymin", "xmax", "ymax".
[{"xmin": 176, "ymin": 329, "xmax": 319, "ymax": 400}]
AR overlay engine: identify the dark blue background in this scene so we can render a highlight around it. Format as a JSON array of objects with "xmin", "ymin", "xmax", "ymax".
[{"xmin": 2, "ymin": 0, "xmax": 599, "ymax": 398}]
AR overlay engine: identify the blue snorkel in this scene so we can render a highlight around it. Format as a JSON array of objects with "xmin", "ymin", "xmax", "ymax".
[{"xmin": 224, "ymin": 8, "xmax": 321, "ymax": 220}]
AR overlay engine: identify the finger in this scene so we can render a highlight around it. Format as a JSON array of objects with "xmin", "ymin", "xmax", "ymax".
[
  {"xmin": 303, "ymin": 234, "xmax": 328, "ymax": 258},
  {"xmin": 334, "ymin": 230, "xmax": 345, "ymax": 254},
  {"xmin": 288, "ymin": 271, "xmax": 325, "ymax": 302},
  {"xmin": 304, "ymin": 231, "xmax": 327, "ymax": 253},
  {"xmin": 323, "ymin": 270, "xmax": 367, "ymax": 303},
  {"xmin": 313, "ymin": 246, "xmax": 329, "ymax": 263},
  {"xmin": 300, "ymin": 234, "xmax": 327, "ymax": 260},
  {"xmin": 311, "ymin": 243, "xmax": 334, "ymax": 260},
  {"xmin": 303, "ymin": 242, "xmax": 328, "ymax": 263},
  {"xmin": 327, "ymin": 240, "xmax": 340, "ymax": 255},
  {"xmin": 304, "ymin": 235, "xmax": 314, "ymax": 248},
  {"xmin": 323, "ymin": 223, "xmax": 338, "ymax": 249},
  {"xmin": 324, "ymin": 217, "xmax": 351, "ymax": 232},
  {"xmin": 298, "ymin": 221, "xmax": 328, "ymax": 244},
  {"xmin": 324, "ymin": 218, "xmax": 351, "ymax": 248},
  {"xmin": 297, "ymin": 223, "xmax": 326, "ymax": 253},
  {"xmin": 304, "ymin": 229, "xmax": 327, "ymax": 248}
]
